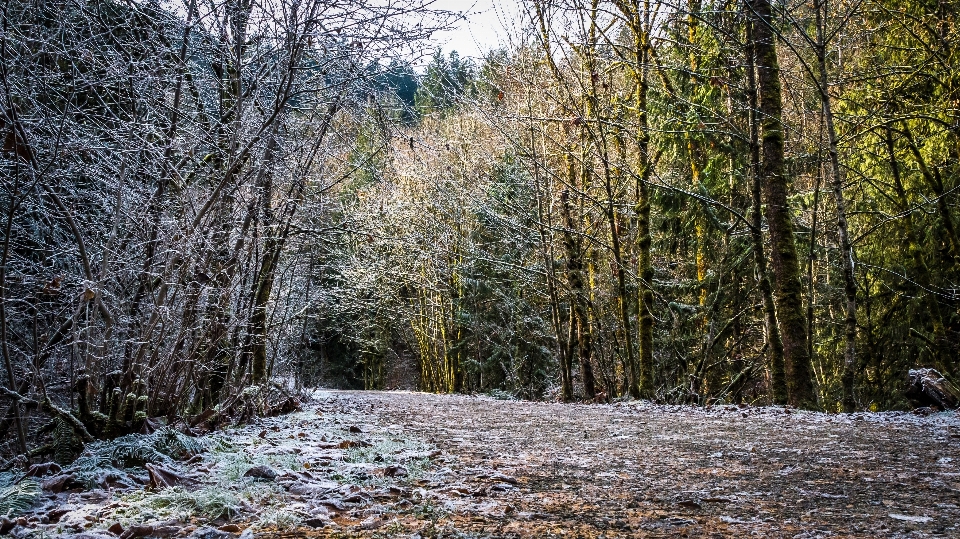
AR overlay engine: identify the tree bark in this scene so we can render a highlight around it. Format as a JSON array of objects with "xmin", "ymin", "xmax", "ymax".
[
  {"xmin": 745, "ymin": 18, "xmax": 787, "ymax": 404},
  {"xmin": 687, "ymin": 0, "xmax": 709, "ymax": 310},
  {"xmin": 561, "ymin": 189, "xmax": 596, "ymax": 400},
  {"xmin": 815, "ymin": 0, "xmax": 857, "ymax": 412},
  {"xmin": 634, "ymin": 7, "xmax": 655, "ymax": 399},
  {"xmin": 749, "ymin": 0, "xmax": 817, "ymax": 408},
  {"xmin": 614, "ymin": 0, "xmax": 656, "ymax": 398}
]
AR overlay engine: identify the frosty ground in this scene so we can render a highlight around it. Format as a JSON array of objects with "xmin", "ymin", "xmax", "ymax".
[{"xmin": 13, "ymin": 390, "xmax": 960, "ymax": 538}]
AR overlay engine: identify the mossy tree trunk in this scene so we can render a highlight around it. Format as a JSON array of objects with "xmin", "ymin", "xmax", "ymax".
[
  {"xmin": 614, "ymin": 0, "xmax": 655, "ymax": 399},
  {"xmin": 745, "ymin": 17, "xmax": 787, "ymax": 404},
  {"xmin": 749, "ymin": 0, "xmax": 817, "ymax": 408}
]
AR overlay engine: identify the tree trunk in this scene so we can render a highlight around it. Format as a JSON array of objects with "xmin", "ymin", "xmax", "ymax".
[
  {"xmin": 745, "ymin": 18, "xmax": 787, "ymax": 404},
  {"xmin": 749, "ymin": 0, "xmax": 817, "ymax": 408},
  {"xmin": 687, "ymin": 0, "xmax": 708, "ymax": 310},
  {"xmin": 561, "ymin": 189, "xmax": 595, "ymax": 400},
  {"xmin": 249, "ymin": 133, "xmax": 280, "ymax": 384},
  {"xmin": 0, "ymin": 170, "xmax": 28, "ymax": 454},
  {"xmin": 815, "ymin": 0, "xmax": 858, "ymax": 412},
  {"xmin": 634, "ymin": 8, "xmax": 654, "ymax": 399}
]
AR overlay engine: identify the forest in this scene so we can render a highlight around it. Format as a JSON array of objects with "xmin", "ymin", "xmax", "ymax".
[
  {"xmin": 1, "ymin": 0, "xmax": 960, "ymax": 468},
  {"xmin": 2, "ymin": 0, "xmax": 960, "ymax": 536}
]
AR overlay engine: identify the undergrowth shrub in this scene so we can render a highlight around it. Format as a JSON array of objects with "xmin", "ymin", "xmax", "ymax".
[{"xmin": 255, "ymin": 508, "xmax": 302, "ymax": 530}]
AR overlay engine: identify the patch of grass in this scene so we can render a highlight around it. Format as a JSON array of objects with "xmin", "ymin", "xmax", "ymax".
[
  {"xmin": 371, "ymin": 520, "xmax": 407, "ymax": 538},
  {"xmin": 403, "ymin": 456, "xmax": 432, "ymax": 480},
  {"xmin": 345, "ymin": 437, "xmax": 431, "ymax": 467},
  {"xmin": 413, "ymin": 500, "xmax": 449, "ymax": 523},
  {"xmin": 341, "ymin": 437, "xmax": 434, "ymax": 487},
  {"xmin": 254, "ymin": 508, "xmax": 302, "ymax": 530},
  {"xmin": 84, "ymin": 403, "xmax": 441, "ymax": 532},
  {"xmin": 235, "ymin": 481, "xmax": 286, "ymax": 509},
  {"xmin": 108, "ymin": 458, "xmax": 289, "ymax": 525},
  {"xmin": 205, "ymin": 435, "xmax": 303, "ymax": 483},
  {"xmin": 263, "ymin": 451, "xmax": 301, "ymax": 472},
  {"xmin": 144, "ymin": 487, "xmax": 240, "ymax": 520}
]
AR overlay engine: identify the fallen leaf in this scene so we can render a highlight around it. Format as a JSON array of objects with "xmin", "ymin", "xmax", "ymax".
[
  {"xmin": 384, "ymin": 465, "xmax": 408, "ymax": 477},
  {"xmin": 21, "ymin": 462, "xmax": 62, "ymax": 479},
  {"xmin": 41, "ymin": 473, "xmax": 75, "ymax": 493},
  {"xmin": 119, "ymin": 525, "xmax": 154, "ymax": 539}
]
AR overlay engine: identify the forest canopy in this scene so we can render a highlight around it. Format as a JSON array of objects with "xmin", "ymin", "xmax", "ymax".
[{"xmin": 1, "ymin": 0, "xmax": 959, "ymax": 460}]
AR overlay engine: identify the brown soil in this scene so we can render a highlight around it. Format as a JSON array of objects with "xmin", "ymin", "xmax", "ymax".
[
  {"xmin": 24, "ymin": 390, "xmax": 960, "ymax": 539},
  {"xmin": 301, "ymin": 390, "xmax": 960, "ymax": 538}
]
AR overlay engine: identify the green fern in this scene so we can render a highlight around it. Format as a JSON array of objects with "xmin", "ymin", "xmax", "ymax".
[
  {"xmin": 151, "ymin": 427, "xmax": 204, "ymax": 460},
  {"xmin": 53, "ymin": 418, "xmax": 83, "ymax": 464},
  {"xmin": 67, "ymin": 426, "xmax": 206, "ymax": 488},
  {"xmin": 0, "ymin": 480, "xmax": 40, "ymax": 517}
]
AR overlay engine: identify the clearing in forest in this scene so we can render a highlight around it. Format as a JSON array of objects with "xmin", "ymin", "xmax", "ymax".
[{"xmin": 14, "ymin": 391, "xmax": 960, "ymax": 538}]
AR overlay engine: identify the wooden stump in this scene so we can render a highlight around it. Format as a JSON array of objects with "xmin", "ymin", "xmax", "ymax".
[{"xmin": 905, "ymin": 368, "xmax": 960, "ymax": 410}]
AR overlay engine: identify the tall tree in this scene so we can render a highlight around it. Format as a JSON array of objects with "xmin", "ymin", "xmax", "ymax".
[
  {"xmin": 745, "ymin": 17, "xmax": 787, "ymax": 404},
  {"xmin": 748, "ymin": 0, "xmax": 816, "ymax": 408}
]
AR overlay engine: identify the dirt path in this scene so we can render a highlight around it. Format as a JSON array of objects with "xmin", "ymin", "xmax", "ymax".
[
  {"xmin": 19, "ymin": 390, "xmax": 960, "ymax": 539},
  {"xmin": 311, "ymin": 390, "xmax": 960, "ymax": 538}
]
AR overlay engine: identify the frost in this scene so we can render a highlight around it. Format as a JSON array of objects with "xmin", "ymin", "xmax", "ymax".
[{"xmin": 888, "ymin": 513, "xmax": 933, "ymax": 523}]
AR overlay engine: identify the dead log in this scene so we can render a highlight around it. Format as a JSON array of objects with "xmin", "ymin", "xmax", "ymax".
[{"xmin": 905, "ymin": 368, "xmax": 960, "ymax": 410}]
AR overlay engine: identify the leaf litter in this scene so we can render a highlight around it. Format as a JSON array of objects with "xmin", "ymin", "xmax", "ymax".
[{"xmin": 2, "ymin": 390, "xmax": 958, "ymax": 538}]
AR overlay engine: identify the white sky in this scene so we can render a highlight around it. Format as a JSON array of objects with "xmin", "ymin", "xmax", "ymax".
[{"xmin": 424, "ymin": 0, "xmax": 524, "ymax": 62}]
